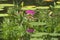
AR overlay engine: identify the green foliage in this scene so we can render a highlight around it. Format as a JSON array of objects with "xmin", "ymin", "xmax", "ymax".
[
  {"xmin": 0, "ymin": 1, "xmax": 60, "ymax": 40},
  {"xmin": 29, "ymin": 22, "xmax": 46, "ymax": 26},
  {"xmin": 1, "ymin": 6, "xmax": 24, "ymax": 40},
  {"xmin": 1, "ymin": 7, "xmax": 60, "ymax": 40}
]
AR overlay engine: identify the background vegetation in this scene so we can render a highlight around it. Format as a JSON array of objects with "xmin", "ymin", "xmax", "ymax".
[{"xmin": 0, "ymin": 0, "xmax": 60, "ymax": 40}]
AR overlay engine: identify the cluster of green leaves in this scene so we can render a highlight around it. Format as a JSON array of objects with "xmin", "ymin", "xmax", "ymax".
[
  {"xmin": 30, "ymin": 9, "xmax": 60, "ymax": 40},
  {"xmin": 1, "ymin": 4, "xmax": 60, "ymax": 40},
  {"xmin": 1, "ymin": 7, "xmax": 24, "ymax": 40},
  {"xmin": 26, "ymin": 8, "xmax": 60, "ymax": 40}
]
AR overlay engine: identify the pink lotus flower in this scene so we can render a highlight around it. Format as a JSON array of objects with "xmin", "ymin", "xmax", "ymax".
[
  {"xmin": 25, "ymin": 10, "xmax": 35, "ymax": 15},
  {"xmin": 26, "ymin": 28, "xmax": 34, "ymax": 33}
]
